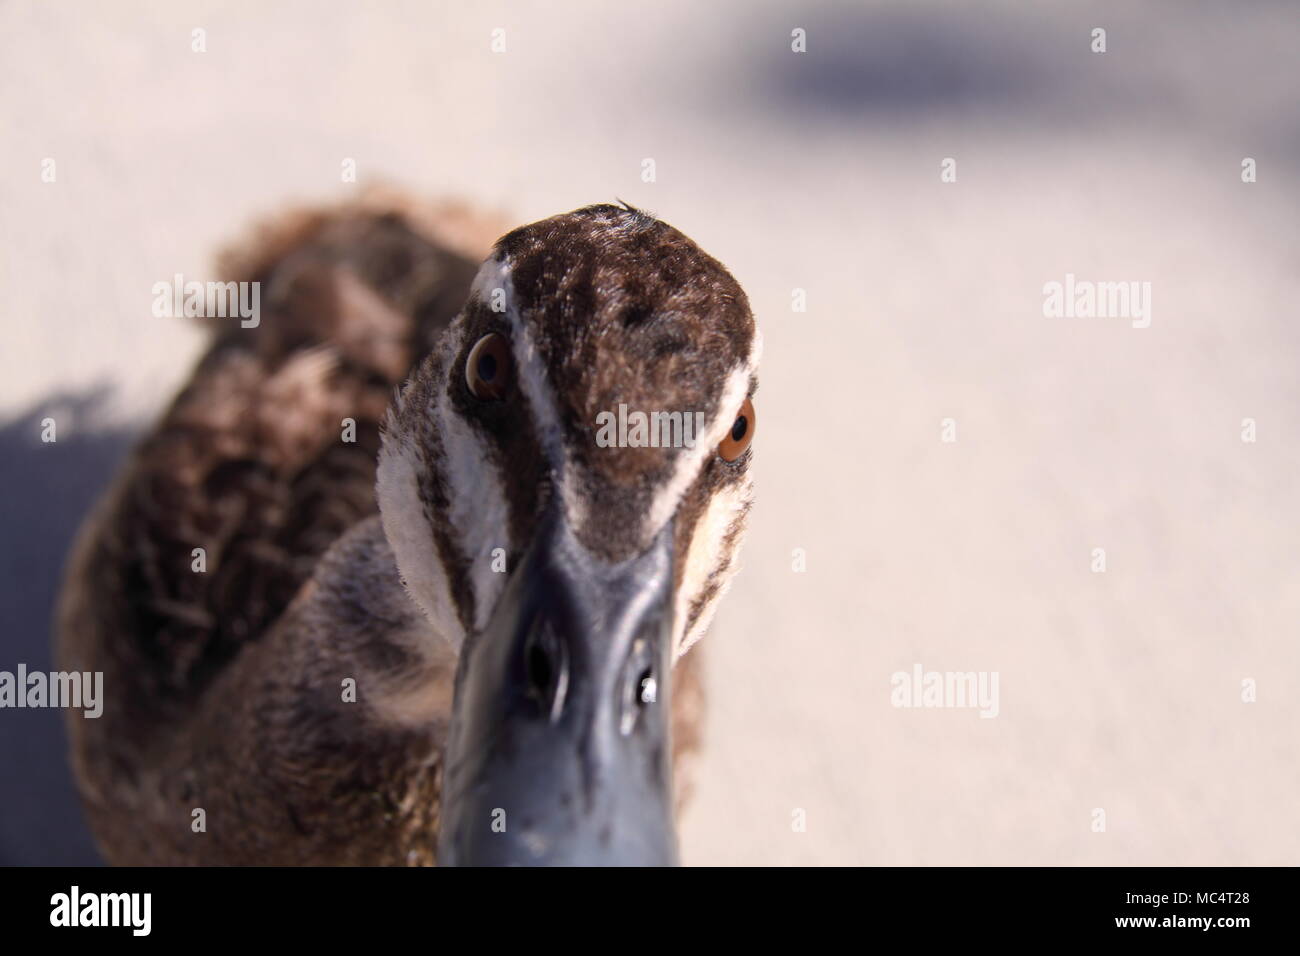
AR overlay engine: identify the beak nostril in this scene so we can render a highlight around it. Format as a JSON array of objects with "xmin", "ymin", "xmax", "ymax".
[
  {"xmin": 638, "ymin": 670, "xmax": 657, "ymax": 706},
  {"xmin": 523, "ymin": 623, "xmax": 567, "ymax": 722},
  {"xmin": 620, "ymin": 645, "xmax": 659, "ymax": 736},
  {"xmin": 527, "ymin": 641, "xmax": 551, "ymax": 695}
]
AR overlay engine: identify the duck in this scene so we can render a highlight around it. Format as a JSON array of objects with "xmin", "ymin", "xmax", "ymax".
[{"xmin": 55, "ymin": 195, "xmax": 760, "ymax": 866}]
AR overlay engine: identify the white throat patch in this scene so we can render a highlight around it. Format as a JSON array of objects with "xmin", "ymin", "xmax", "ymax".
[{"xmin": 376, "ymin": 427, "xmax": 466, "ymax": 648}]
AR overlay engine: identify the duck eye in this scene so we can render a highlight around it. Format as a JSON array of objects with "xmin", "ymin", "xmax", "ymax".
[
  {"xmin": 717, "ymin": 397, "xmax": 755, "ymax": 462},
  {"xmin": 465, "ymin": 332, "xmax": 513, "ymax": 400}
]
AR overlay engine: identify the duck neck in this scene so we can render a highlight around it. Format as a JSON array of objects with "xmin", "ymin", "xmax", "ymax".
[{"xmin": 282, "ymin": 514, "xmax": 460, "ymax": 728}]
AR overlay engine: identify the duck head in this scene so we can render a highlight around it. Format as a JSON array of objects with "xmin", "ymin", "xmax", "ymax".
[{"xmin": 377, "ymin": 204, "xmax": 759, "ymax": 865}]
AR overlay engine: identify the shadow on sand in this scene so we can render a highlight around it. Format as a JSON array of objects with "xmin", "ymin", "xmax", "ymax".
[{"xmin": 0, "ymin": 387, "xmax": 139, "ymax": 865}]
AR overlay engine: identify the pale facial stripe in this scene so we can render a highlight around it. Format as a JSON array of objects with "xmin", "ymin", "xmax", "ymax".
[
  {"xmin": 673, "ymin": 475, "xmax": 753, "ymax": 658},
  {"xmin": 434, "ymin": 320, "xmax": 511, "ymax": 634},
  {"xmin": 641, "ymin": 328, "xmax": 762, "ymax": 546},
  {"xmin": 470, "ymin": 257, "xmax": 588, "ymax": 531},
  {"xmin": 663, "ymin": 329, "xmax": 761, "ymax": 657}
]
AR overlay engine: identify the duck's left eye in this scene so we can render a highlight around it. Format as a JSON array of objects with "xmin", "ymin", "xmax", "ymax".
[
  {"xmin": 466, "ymin": 332, "xmax": 513, "ymax": 400},
  {"xmin": 718, "ymin": 397, "xmax": 756, "ymax": 462}
]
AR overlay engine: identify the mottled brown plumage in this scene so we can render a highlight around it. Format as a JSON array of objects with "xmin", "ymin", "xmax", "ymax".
[{"xmin": 57, "ymin": 196, "xmax": 739, "ymax": 865}]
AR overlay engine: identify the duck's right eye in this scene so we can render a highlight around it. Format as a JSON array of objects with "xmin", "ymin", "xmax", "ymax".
[{"xmin": 466, "ymin": 333, "xmax": 513, "ymax": 400}]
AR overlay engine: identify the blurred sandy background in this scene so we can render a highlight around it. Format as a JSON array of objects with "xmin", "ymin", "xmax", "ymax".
[{"xmin": 1, "ymin": 0, "xmax": 1297, "ymax": 865}]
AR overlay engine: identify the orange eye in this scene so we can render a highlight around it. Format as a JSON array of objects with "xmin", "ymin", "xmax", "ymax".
[
  {"xmin": 465, "ymin": 333, "xmax": 513, "ymax": 400},
  {"xmin": 718, "ymin": 397, "xmax": 755, "ymax": 462}
]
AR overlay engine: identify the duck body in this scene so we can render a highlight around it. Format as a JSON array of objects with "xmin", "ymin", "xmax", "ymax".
[
  {"xmin": 59, "ymin": 201, "xmax": 473, "ymax": 864},
  {"xmin": 58, "ymin": 197, "xmax": 747, "ymax": 866}
]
